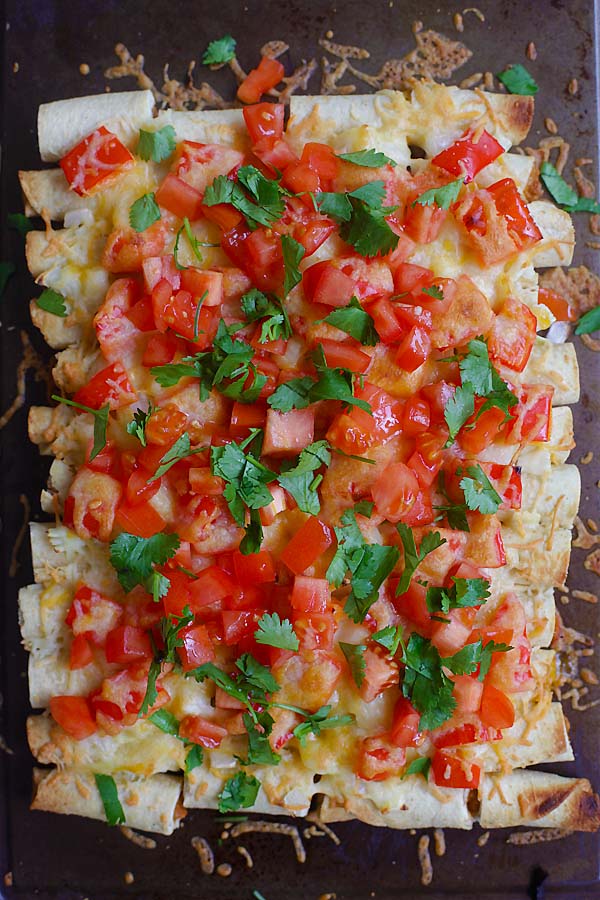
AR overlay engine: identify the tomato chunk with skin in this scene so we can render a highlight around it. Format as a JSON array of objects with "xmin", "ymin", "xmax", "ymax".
[
  {"xmin": 357, "ymin": 735, "xmax": 407, "ymax": 781},
  {"xmin": 280, "ymin": 517, "xmax": 334, "ymax": 574},
  {"xmin": 480, "ymin": 682, "xmax": 515, "ymax": 730},
  {"xmin": 69, "ymin": 634, "xmax": 94, "ymax": 670},
  {"xmin": 390, "ymin": 697, "xmax": 421, "ymax": 748},
  {"xmin": 60, "ymin": 126, "xmax": 134, "ymax": 195},
  {"xmin": 105, "ymin": 625, "xmax": 152, "ymax": 665},
  {"xmin": 237, "ymin": 56, "xmax": 284, "ymax": 104},
  {"xmin": 359, "ymin": 647, "xmax": 399, "ymax": 703},
  {"xmin": 177, "ymin": 624, "xmax": 216, "ymax": 671},
  {"xmin": 372, "ymin": 462, "xmax": 420, "ymax": 524},
  {"xmin": 179, "ymin": 714, "xmax": 228, "ymax": 747},
  {"xmin": 263, "ymin": 408, "xmax": 315, "ymax": 456},
  {"xmin": 155, "ymin": 173, "xmax": 203, "ymax": 220},
  {"xmin": 432, "ymin": 129, "xmax": 504, "ymax": 182},
  {"xmin": 73, "ymin": 362, "xmax": 136, "ymax": 410},
  {"xmin": 232, "ymin": 549, "xmax": 276, "ymax": 585},
  {"xmin": 488, "ymin": 297, "xmax": 537, "ymax": 373},
  {"xmin": 50, "ymin": 695, "xmax": 97, "ymax": 740},
  {"xmin": 188, "ymin": 566, "xmax": 236, "ymax": 611},
  {"xmin": 431, "ymin": 750, "xmax": 481, "ymax": 789},
  {"xmin": 302, "ymin": 260, "xmax": 356, "ymax": 308},
  {"xmin": 243, "ymin": 102, "xmax": 285, "ymax": 144},
  {"xmin": 115, "ymin": 499, "xmax": 166, "ymax": 539},
  {"xmin": 67, "ymin": 585, "xmax": 123, "ymax": 646},
  {"xmin": 291, "ymin": 576, "xmax": 331, "ymax": 613}
]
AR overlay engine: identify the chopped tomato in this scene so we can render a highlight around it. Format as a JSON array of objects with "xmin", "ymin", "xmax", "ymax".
[
  {"xmin": 115, "ymin": 498, "xmax": 166, "ymax": 538},
  {"xmin": 232, "ymin": 549, "xmax": 276, "ymax": 584},
  {"xmin": 105, "ymin": 625, "xmax": 153, "ymax": 665},
  {"xmin": 155, "ymin": 173, "xmax": 203, "ymax": 220},
  {"xmin": 263, "ymin": 408, "xmax": 315, "ymax": 456},
  {"xmin": 457, "ymin": 405, "xmax": 507, "ymax": 455},
  {"xmin": 179, "ymin": 268, "xmax": 224, "ymax": 307},
  {"xmin": 451, "ymin": 675, "xmax": 483, "ymax": 715},
  {"xmin": 403, "ymin": 200, "xmax": 447, "ymax": 244},
  {"xmin": 66, "ymin": 468, "xmax": 122, "ymax": 542},
  {"xmin": 538, "ymin": 286, "xmax": 576, "ymax": 322},
  {"xmin": 252, "ymin": 137, "xmax": 298, "ymax": 173},
  {"xmin": 60, "ymin": 126, "xmax": 134, "ymax": 195},
  {"xmin": 506, "ymin": 384, "xmax": 553, "ymax": 444},
  {"xmin": 178, "ymin": 714, "xmax": 227, "ymax": 747},
  {"xmin": 188, "ymin": 566, "xmax": 236, "ymax": 612},
  {"xmin": 321, "ymin": 338, "xmax": 371, "ymax": 373},
  {"xmin": 152, "ymin": 281, "xmax": 218, "ymax": 345},
  {"xmin": 237, "ymin": 56, "xmax": 284, "ymax": 104},
  {"xmin": 390, "ymin": 697, "xmax": 421, "ymax": 748},
  {"xmin": 357, "ymin": 735, "xmax": 407, "ymax": 781},
  {"xmin": 66, "ymin": 585, "xmax": 123, "ymax": 646},
  {"xmin": 69, "ymin": 634, "xmax": 94, "ymax": 670},
  {"xmin": 259, "ymin": 484, "xmax": 289, "ymax": 526},
  {"xmin": 72, "ymin": 362, "xmax": 136, "ymax": 410},
  {"xmin": 272, "ymin": 197, "xmax": 336, "ymax": 256},
  {"xmin": 488, "ymin": 298, "xmax": 537, "ymax": 373},
  {"xmin": 369, "ymin": 298, "xmax": 405, "ymax": 343},
  {"xmin": 142, "ymin": 256, "xmax": 181, "ymax": 293},
  {"xmin": 393, "ymin": 262, "xmax": 433, "ymax": 296},
  {"xmin": 189, "ymin": 467, "xmax": 225, "ymax": 496},
  {"xmin": 222, "ymin": 223, "xmax": 283, "ymax": 292},
  {"xmin": 243, "ymin": 102, "xmax": 285, "ymax": 144},
  {"xmin": 145, "ymin": 406, "xmax": 188, "ymax": 446},
  {"xmin": 174, "ymin": 141, "xmax": 244, "ymax": 194},
  {"xmin": 102, "ymin": 224, "xmax": 167, "ymax": 273},
  {"xmin": 49, "ymin": 695, "xmax": 97, "ymax": 740},
  {"xmin": 488, "ymin": 178, "xmax": 542, "ymax": 249},
  {"xmin": 291, "ymin": 576, "xmax": 330, "ymax": 613},
  {"xmin": 432, "ymin": 129, "xmax": 504, "ymax": 182},
  {"xmin": 230, "ymin": 401, "xmax": 267, "ymax": 437},
  {"xmin": 359, "ymin": 647, "xmax": 399, "ymax": 703},
  {"xmin": 280, "ymin": 517, "xmax": 334, "ymax": 574},
  {"xmin": 293, "ymin": 610, "xmax": 336, "ymax": 651},
  {"xmin": 372, "ymin": 462, "xmax": 420, "ymax": 524},
  {"xmin": 282, "ymin": 160, "xmax": 321, "ymax": 194},
  {"xmin": 395, "ymin": 325, "xmax": 431, "ymax": 372},
  {"xmin": 433, "ymin": 722, "xmax": 501, "ymax": 748},
  {"xmin": 177, "ymin": 624, "xmax": 216, "ymax": 671},
  {"xmin": 142, "ymin": 332, "xmax": 179, "ymax": 367},
  {"xmin": 392, "ymin": 580, "xmax": 433, "ymax": 637},
  {"xmin": 403, "ymin": 396, "xmax": 431, "ymax": 435},
  {"xmin": 431, "ymin": 750, "xmax": 480, "ymax": 789},
  {"xmin": 125, "ymin": 469, "xmax": 161, "ymax": 507},
  {"xmin": 222, "ymin": 609, "xmax": 262, "ymax": 646},
  {"xmin": 480, "ymin": 683, "xmax": 515, "ymax": 730},
  {"xmin": 430, "ymin": 608, "xmax": 474, "ymax": 656}
]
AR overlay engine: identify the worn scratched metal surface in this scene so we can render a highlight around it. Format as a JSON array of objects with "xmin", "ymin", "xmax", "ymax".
[{"xmin": 0, "ymin": 0, "xmax": 599, "ymax": 897}]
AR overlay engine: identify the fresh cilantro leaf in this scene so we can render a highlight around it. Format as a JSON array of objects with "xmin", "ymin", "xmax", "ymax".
[
  {"xmin": 575, "ymin": 306, "xmax": 600, "ymax": 335},
  {"xmin": 413, "ymin": 177, "xmax": 464, "ymax": 210},
  {"xmin": 202, "ymin": 34, "xmax": 237, "ymax": 65},
  {"xmin": 339, "ymin": 642, "xmax": 367, "ymax": 687},
  {"xmin": 443, "ymin": 638, "xmax": 511, "ymax": 681},
  {"xmin": 235, "ymin": 653, "xmax": 281, "ymax": 695},
  {"xmin": 240, "ymin": 711, "xmax": 281, "ymax": 766},
  {"xmin": 240, "ymin": 288, "xmax": 292, "ymax": 342},
  {"xmin": 94, "ymin": 773, "xmax": 126, "ymax": 826},
  {"xmin": 395, "ymin": 524, "xmax": 446, "ymax": 596},
  {"xmin": 496, "ymin": 63, "xmax": 538, "ymax": 95},
  {"xmin": 139, "ymin": 658, "xmax": 161, "ymax": 717},
  {"xmin": 137, "ymin": 125, "xmax": 176, "ymax": 163},
  {"xmin": 458, "ymin": 337, "xmax": 493, "ymax": 395},
  {"xmin": 402, "ymin": 756, "xmax": 431, "ymax": 780},
  {"xmin": 327, "ymin": 508, "xmax": 399, "ymax": 623},
  {"xmin": 338, "ymin": 148, "xmax": 396, "ymax": 168},
  {"xmin": 204, "ymin": 169, "xmax": 285, "ymax": 230},
  {"xmin": 185, "ymin": 743, "xmax": 204, "ymax": 774},
  {"xmin": 426, "ymin": 576, "xmax": 491, "ymax": 615},
  {"xmin": 0, "ymin": 262, "xmax": 15, "ymax": 298},
  {"xmin": 129, "ymin": 192, "xmax": 161, "ymax": 232},
  {"xmin": 147, "ymin": 432, "xmax": 205, "ymax": 482},
  {"xmin": 476, "ymin": 639, "xmax": 512, "ymax": 681},
  {"xmin": 218, "ymin": 772, "xmax": 260, "ymax": 813},
  {"xmin": 150, "ymin": 361, "xmax": 201, "ymax": 388},
  {"xmin": 148, "ymin": 708, "xmax": 180, "ymax": 735},
  {"xmin": 444, "ymin": 383, "xmax": 475, "ymax": 444},
  {"xmin": 401, "ymin": 633, "xmax": 456, "ymax": 731},
  {"xmin": 8, "ymin": 213, "xmax": 34, "ymax": 236},
  {"xmin": 460, "ymin": 464, "xmax": 502, "ymax": 514},
  {"xmin": 340, "ymin": 195, "xmax": 399, "ymax": 257},
  {"xmin": 284, "ymin": 704, "xmax": 354, "ymax": 745},
  {"xmin": 254, "ymin": 612, "xmax": 299, "ymax": 651},
  {"xmin": 568, "ymin": 196, "xmax": 600, "ymax": 214},
  {"xmin": 372, "ymin": 624, "xmax": 403, "ymax": 656},
  {"xmin": 126, "ymin": 406, "xmax": 153, "ymax": 447},
  {"xmin": 354, "ymin": 500, "xmax": 374, "ymax": 517},
  {"xmin": 320, "ymin": 297, "xmax": 379, "ymax": 345},
  {"xmin": 266, "ymin": 375, "xmax": 314, "ymax": 412},
  {"xmin": 315, "ymin": 191, "xmax": 352, "ymax": 220},
  {"xmin": 422, "ymin": 284, "xmax": 444, "ymax": 301},
  {"xmin": 161, "ymin": 607, "xmax": 194, "ymax": 663},
  {"xmin": 109, "ymin": 531, "xmax": 180, "ymax": 593},
  {"xmin": 281, "ymin": 234, "xmax": 305, "ymax": 296},
  {"xmin": 539, "ymin": 161, "xmax": 578, "ymax": 208},
  {"xmin": 211, "ymin": 437, "xmax": 275, "ymax": 551},
  {"xmin": 277, "ymin": 440, "xmax": 331, "ymax": 515},
  {"xmin": 147, "ymin": 570, "xmax": 171, "ymax": 604},
  {"xmin": 36, "ymin": 287, "xmax": 67, "ymax": 317},
  {"xmin": 51, "ymin": 394, "xmax": 109, "ymax": 460},
  {"xmin": 189, "ymin": 655, "xmax": 280, "ymax": 724}
]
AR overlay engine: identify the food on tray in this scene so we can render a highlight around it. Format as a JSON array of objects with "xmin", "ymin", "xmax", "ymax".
[{"xmin": 18, "ymin": 80, "xmax": 599, "ymax": 835}]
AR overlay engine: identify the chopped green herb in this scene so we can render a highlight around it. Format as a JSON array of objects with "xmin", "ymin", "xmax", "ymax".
[
  {"xmin": 539, "ymin": 161, "xmax": 578, "ymax": 208},
  {"xmin": 239, "ymin": 711, "xmax": 281, "ymax": 766},
  {"xmin": 339, "ymin": 642, "xmax": 367, "ymax": 687},
  {"xmin": 109, "ymin": 531, "xmax": 180, "ymax": 593},
  {"xmin": 185, "ymin": 743, "xmax": 204, "ymax": 774},
  {"xmin": 395, "ymin": 524, "xmax": 446, "ymax": 596},
  {"xmin": 139, "ymin": 658, "xmax": 161, "ymax": 718},
  {"xmin": 267, "ymin": 349, "xmax": 372, "ymax": 415},
  {"xmin": 413, "ymin": 177, "xmax": 464, "ymax": 210},
  {"xmin": 204, "ymin": 167, "xmax": 286, "ymax": 230},
  {"xmin": 94, "ymin": 773, "xmax": 126, "ymax": 826},
  {"xmin": 354, "ymin": 500, "xmax": 374, "ymax": 517},
  {"xmin": 202, "ymin": 34, "xmax": 237, "ymax": 65},
  {"xmin": 339, "ymin": 193, "xmax": 399, "ymax": 258},
  {"xmin": 422, "ymin": 284, "xmax": 444, "ymax": 301},
  {"xmin": 281, "ymin": 234, "xmax": 305, "ymax": 296},
  {"xmin": 444, "ymin": 383, "xmax": 475, "ymax": 444},
  {"xmin": 137, "ymin": 125, "xmax": 177, "ymax": 163},
  {"xmin": 400, "ymin": 633, "xmax": 456, "ymax": 731},
  {"xmin": 147, "ymin": 432, "xmax": 206, "ymax": 482},
  {"xmin": 129, "ymin": 192, "xmax": 161, "ymax": 232},
  {"xmin": 402, "ymin": 756, "xmax": 431, "ymax": 780},
  {"xmin": 218, "ymin": 771, "xmax": 260, "ymax": 813},
  {"xmin": 337, "ymin": 148, "xmax": 396, "ymax": 168},
  {"xmin": 459, "ymin": 464, "xmax": 502, "ymax": 514},
  {"xmin": 372, "ymin": 624, "xmax": 403, "ymax": 656},
  {"xmin": 148, "ymin": 708, "xmax": 180, "ymax": 735},
  {"xmin": 126, "ymin": 406, "xmax": 153, "ymax": 447},
  {"xmin": 51, "ymin": 394, "xmax": 109, "ymax": 460},
  {"xmin": 254, "ymin": 612, "xmax": 299, "ymax": 651},
  {"xmin": 496, "ymin": 63, "xmax": 538, "ymax": 95},
  {"xmin": 277, "ymin": 440, "xmax": 331, "ymax": 515},
  {"xmin": 575, "ymin": 306, "xmax": 600, "ymax": 335},
  {"xmin": 36, "ymin": 287, "xmax": 68, "ymax": 317},
  {"xmin": 240, "ymin": 288, "xmax": 292, "ymax": 342},
  {"xmin": 8, "ymin": 213, "xmax": 34, "ymax": 236},
  {"xmin": 320, "ymin": 296, "xmax": 379, "ymax": 345},
  {"xmin": 426, "ymin": 576, "xmax": 491, "ymax": 615}
]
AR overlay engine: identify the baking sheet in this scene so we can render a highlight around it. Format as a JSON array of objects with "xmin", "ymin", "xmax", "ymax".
[{"xmin": 1, "ymin": 0, "xmax": 599, "ymax": 896}]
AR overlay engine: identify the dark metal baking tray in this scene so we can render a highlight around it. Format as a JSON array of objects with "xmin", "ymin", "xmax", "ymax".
[{"xmin": 1, "ymin": 0, "xmax": 599, "ymax": 896}]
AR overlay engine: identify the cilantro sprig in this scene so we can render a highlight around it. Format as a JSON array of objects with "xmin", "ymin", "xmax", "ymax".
[
  {"xmin": 339, "ymin": 642, "xmax": 367, "ymax": 687},
  {"xmin": 496, "ymin": 63, "xmax": 538, "ymax": 95},
  {"xmin": 254, "ymin": 612, "xmax": 299, "ymax": 651},
  {"xmin": 575, "ymin": 306, "xmax": 600, "ymax": 335},
  {"xmin": 147, "ymin": 432, "xmax": 206, "ymax": 482},
  {"xmin": 319, "ymin": 297, "xmax": 379, "ymax": 345},
  {"xmin": 241, "ymin": 288, "xmax": 292, "ymax": 342},
  {"xmin": 129, "ymin": 192, "xmax": 161, "ymax": 232},
  {"xmin": 337, "ymin": 148, "xmax": 396, "ymax": 168},
  {"xmin": 204, "ymin": 165, "xmax": 287, "ymax": 230},
  {"xmin": 218, "ymin": 771, "xmax": 260, "ymax": 813},
  {"xmin": 372, "ymin": 624, "xmax": 403, "ymax": 656},
  {"xmin": 395, "ymin": 524, "xmax": 446, "ymax": 596},
  {"xmin": 539, "ymin": 162, "xmax": 600, "ymax": 214},
  {"xmin": 273, "ymin": 703, "xmax": 354, "ymax": 744},
  {"xmin": 413, "ymin": 177, "xmax": 464, "ymax": 210},
  {"xmin": 281, "ymin": 235, "xmax": 305, "ymax": 296},
  {"xmin": 268, "ymin": 346, "xmax": 372, "ymax": 414},
  {"xmin": 109, "ymin": 531, "xmax": 180, "ymax": 593},
  {"xmin": 137, "ymin": 125, "xmax": 176, "ymax": 163},
  {"xmin": 126, "ymin": 406, "xmax": 153, "ymax": 447},
  {"xmin": 326, "ymin": 508, "xmax": 399, "ymax": 623},
  {"xmin": 459, "ymin": 464, "xmax": 502, "ymax": 514},
  {"xmin": 277, "ymin": 440, "xmax": 331, "ymax": 515},
  {"xmin": 315, "ymin": 180, "xmax": 399, "ymax": 257},
  {"xmin": 425, "ymin": 576, "xmax": 491, "ymax": 616},
  {"xmin": 37, "ymin": 287, "xmax": 67, "ymax": 317},
  {"xmin": 202, "ymin": 34, "xmax": 237, "ymax": 66},
  {"xmin": 51, "ymin": 394, "xmax": 109, "ymax": 461}
]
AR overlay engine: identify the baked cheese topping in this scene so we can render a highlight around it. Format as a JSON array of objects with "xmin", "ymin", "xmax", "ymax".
[{"xmin": 20, "ymin": 85, "xmax": 586, "ymax": 829}]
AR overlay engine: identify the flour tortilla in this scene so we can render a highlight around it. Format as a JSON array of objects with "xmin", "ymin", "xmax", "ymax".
[
  {"xmin": 31, "ymin": 767, "xmax": 185, "ymax": 835},
  {"xmin": 38, "ymin": 90, "xmax": 155, "ymax": 162},
  {"xmin": 479, "ymin": 770, "xmax": 600, "ymax": 831}
]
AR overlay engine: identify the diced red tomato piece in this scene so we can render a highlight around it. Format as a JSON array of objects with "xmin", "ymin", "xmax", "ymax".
[
  {"xmin": 431, "ymin": 609, "xmax": 474, "ymax": 656},
  {"xmin": 392, "ymin": 580, "xmax": 433, "ymax": 637},
  {"xmin": 49, "ymin": 695, "xmax": 97, "ymax": 740},
  {"xmin": 282, "ymin": 160, "xmax": 321, "ymax": 194},
  {"xmin": 538, "ymin": 286, "xmax": 576, "ymax": 322},
  {"xmin": 458, "ymin": 405, "xmax": 507, "ymax": 455},
  {"xmin": 126, "ymin": 296, "xmax": 156, "ymax": 332},
  {"xmin": 432, "ymin": 129, "xmax": 504, "ymax": 182},
  {"xmin": 263, "ymin": 408, "xmax": 315, "ymax": 456},
  {"xmin": 222, "ymin": 610, "xmax": 262, "ymax": 646},
  {"xmin": 369, "ymin": 298, "xmax": 404, "ymax": 343},
  {"xmin": 188, "ymin": 467, "xmax": 224, "ymax": 496},
  {"xmin": 115, "ymin": 499, "xmax": 166, "ymax": 538},
  {"xmin": 291, "ymin": 576, "xmax": 330, "ymax": 613},
  {"xmin": 243, "ymin": 102, "xmax": 285, "ymax": 144},
  {"xmin": 321, "ymin": 338, "xmax": 371, "ymax": 373},
  {"xmin": 452, "ymin": 675, "xmax": 483, "ymax": 715},
  {"xmin": 357, "ymin": 735, "xmax": 407, "ymax": 781},
  {"xmin": 155, "ymin": 173, "xmax": 203, "ymax": 220},
  {"xmin": 372, "ymin": 462, "xmax": 420, "ymax": 523},
  {"xmin": 393, "ymin": 263, "xmax": 433, "ymax": 296},
  {"xmin": 66, "ymin": 468, "xmax": 123, "ymax": 542},
  {"xmin": 293, "ymin": 611, "xmax": 336, "ymax": 651},
  {"xmin": 67, "ymin": 585, "xmax": 123, "ymax": 646},
  {"xmin": 178, "ymin": 714, "xmax": 227, "ymax": 747},
  {"xmin": 390, "ymin": 697, "xmax": 421, "ymax": 748},
  {"xmin": 302, "ymin": 261, "xmax": 356, "ymax": 308},
  {"xmin": 102, "ymin": 224, "xmax": 167, "ymax": 274},
  {"xmin": 252, "ymin": 137, "xmax": 298, "ymax": 173},
  {"xmin": 145, "ymin": 406, "xmax": 189, "ymax": 447},
  {"xmin": 431, "ymin": 750, "xmax": 481, "ymax": 789},
  {"xmin": 177, "ymin": 624, "xmax": 216, "ymax": 671},
  {"xmin": 60, "ymin": 126, "xmax": 134, "ymax": 195},
  {"xmin": 395, "ymin": 325, "xmax": 430, "ymax": 372},
  {"xmin": 201, "ymin": 201, "xmax": 244, "ymax": 231},
  {"xmin": 280, "ymin": 517, "xmax": 334, "ymax": 574},
  {"xmin": 237, "ymin": 56, "xmax": 284, "ymax": 104},
  {"xmin": 359, "ymin": 647, "xmax": 399, "ymax": 703},
  {"xmin": 125, "ymin": 469, "xmax": 161, "ymax": 507},
  {"xmin": 232, "ymin": 549, "xmax": 276, "ymax": 585},
  {"xmin": 142, "ymin": 256, "xmax": 181, "ymax": 294},
  {"xmin": 487, "ymin": 178, "xmax": 542, "ymax": 250},
  {"xmin": 69, "ymin": 634, "xmax": 94, "ymax": 670},
  {"xmin": 188, "ymin": 566, "xmax": 236, "ymax": 611},
  {"xmin": 506, "ymin": 384, "xmax": 553, "ymax": 444},
  {"xmin": 403, "ymin": 201, "xmax": 447, "ymax": 244},
  {"xmin": 152, "ymin": 282, "xmax": 218, "ymax": 345},
  {"xmin": 179, "ymin": 268, "xmax": 223, "ymax": 307},
  {"xmin": 301, "ymin": 142, "xmax": 339, "ymax": 188},
  {"xmin": 230, "ymin": 401, "xmax": 267, "ymax": 437},
  {"xmin": 480, "ymin": 682, "xmax": 515, "ymax": 730},
  {"xmin": 105, "ymin": 625, "xmax": 152, "ymax": 665},
  {"xmin": 142, "ymin": 332, "xmax": 179, "ymax": 367},
  {"xmin": 73, "ymin": 362, "xmax": 136, "ymax": 410},
  {"xmin": 403, "ymin": 396, "xmax": 431, "ymax": 435},
  {"xmin": 488, "ymin": 298, "xmax": 537, "ymax": 373}
]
